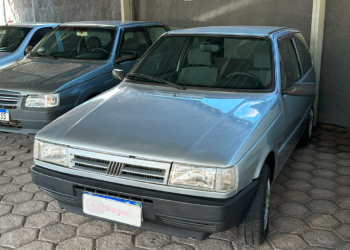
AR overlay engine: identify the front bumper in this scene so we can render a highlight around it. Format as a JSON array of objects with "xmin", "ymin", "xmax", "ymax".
[
  {"xmin": 0, "ymin": 98, "xmax": 74, "ymax": 134},
  {"xmin": 31, "ymin": 165, "xmax": 258, "ymax": 240}
]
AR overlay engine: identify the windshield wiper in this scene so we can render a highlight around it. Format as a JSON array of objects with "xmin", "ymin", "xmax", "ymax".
[
  {"xmin": 127, "ymin": 73, "xmax": 185, "ymax": 90},
  {"xmin": 30, "ymin": 51, "xmax": 57, "ymax": 59}
]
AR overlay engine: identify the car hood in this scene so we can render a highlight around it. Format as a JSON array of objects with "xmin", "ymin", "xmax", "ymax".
[
  {"xmin": 37, "ymin": 82, "xmax": 281, "ymax": 166},
  {"xmin": 0, "ymin": 57, "xmax": 111, "ymax": 95}
]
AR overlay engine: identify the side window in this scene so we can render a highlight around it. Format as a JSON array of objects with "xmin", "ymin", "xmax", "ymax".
[
  {"xmin": 294, "ymin": 34, "xmax": 313, "ymax": 74},
  {"xmin": 146, "ymin": 26, "xmax": 167, "ymax": 43},
  {"xmin": 27, "ymin": 28, "xmax": 52, "ymax": 47},
  {"xmin": 281, "ymin": 38, "xmax": 301, "ymax": 89},
  {"xmin": 119, "ymin": 29, "xmax": 148, "ymax": 58}
]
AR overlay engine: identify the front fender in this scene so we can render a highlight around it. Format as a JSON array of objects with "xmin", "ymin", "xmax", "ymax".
[{"xmin": 236, "ymin": 112, "xmax": 283, "ymax": 192}]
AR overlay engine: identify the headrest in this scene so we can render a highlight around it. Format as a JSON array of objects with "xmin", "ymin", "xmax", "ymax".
[
  {"xmin": 188, "ymin": 48, "xmax": 211, "ymax": 66},
  {"xmin": 200, "ymin": 44, "xmax": 220, "ymax": 52},
  {"xmin": 122, "ymin": 38, "xmax": 139, "ymax": 51},
  {"xmin": 253, "ymin": 53, "xmax": 271, "ymax": 69},
  {"xmin": 86, "ymin": 36, "xmax": 101, "ymax": 48}
]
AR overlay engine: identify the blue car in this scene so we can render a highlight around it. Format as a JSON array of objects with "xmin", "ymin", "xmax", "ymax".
[
  {"xmin": 31, "ymin": 26, "xmax": 315, "ymax": 245},
  {"xmin": 0, "ymin": 22, "xmax": 58, "ymax": 67},
  {"xmin": 0, "ymin": 21, "xmax": 169, "ymax": 133}
]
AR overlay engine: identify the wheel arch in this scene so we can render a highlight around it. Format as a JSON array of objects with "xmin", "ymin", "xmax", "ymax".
[{"xmin": 264, "ymin": 151, "xmax": 276, "ymax": 181}]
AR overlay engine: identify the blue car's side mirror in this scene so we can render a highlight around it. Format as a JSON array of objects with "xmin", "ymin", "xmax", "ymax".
[{"xmin": 112, "ymin": 69, "xmax": 125, "ymax": 81}]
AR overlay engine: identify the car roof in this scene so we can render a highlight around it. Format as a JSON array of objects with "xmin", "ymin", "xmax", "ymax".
[
  {"xmin": 1, "ymin": 22, "xmax": 59, "ymax": 28},
  {"xmin": 168, "ymin": 26, "xmax": 287, "ymax": 37},
  {"xmin": 60, "ymin": 20, "xmax": 164, "ymax": 28}
]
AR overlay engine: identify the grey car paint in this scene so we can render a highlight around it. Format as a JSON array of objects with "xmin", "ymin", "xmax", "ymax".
[
  {"xmin": 0, "ymin": 21, "xmax": 169, "ymax": 134},
  {"xmin": 35, "ymin": 26, "xmax": 315, "ymax": 198},
  {"xmin": 0, "ymin": 23, "xmax": 59, "ymax": 67}
]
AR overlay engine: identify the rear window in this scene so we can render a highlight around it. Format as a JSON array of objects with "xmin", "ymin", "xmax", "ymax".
[{"xmin": 294, "ymin": 33, "xmax": 313, "ymax": 74}]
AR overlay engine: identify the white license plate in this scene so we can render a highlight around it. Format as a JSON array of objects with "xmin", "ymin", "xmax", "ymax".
[
  {"xmin": 0, "ymin": 109, "xmax": 9, "ymax": 121},
  {"xmin": 82, "ymin": 192, "xmax": 142, "ymax": 227}
]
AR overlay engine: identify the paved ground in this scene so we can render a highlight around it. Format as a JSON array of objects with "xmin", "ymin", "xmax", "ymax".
[{"xmin": 0, "ymin": 125, "xmax": 349, "ymax": 249}]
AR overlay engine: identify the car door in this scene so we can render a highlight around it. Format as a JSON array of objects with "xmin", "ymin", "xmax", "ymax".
[
  {"xmin": 278, "ymin": 34, "xmax": 315, "ymax": 165},
  {"xmin": 114, "ymin": 27, "xmax": 149, "ymax": 75}
]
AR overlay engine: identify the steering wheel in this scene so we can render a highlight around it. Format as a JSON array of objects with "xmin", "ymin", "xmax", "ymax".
[
  {"xmin": 92, "ymin": 48, "xmax": 109, "ymax": 54},
  {"xmin": 225, "ymin": 72, "xmax": 264, "ymax": 88}
]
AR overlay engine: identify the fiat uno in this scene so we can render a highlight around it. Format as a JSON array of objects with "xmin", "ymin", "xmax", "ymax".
[{"xmin": 31, "ymin": 26, "xmax": 315, "ymax": 245}]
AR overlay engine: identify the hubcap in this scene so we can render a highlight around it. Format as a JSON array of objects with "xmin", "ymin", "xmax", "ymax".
[
  {"xmin": 308, "ymin": 109, "xmax": 314, "ymax": 138},
  {"xmin": 264, "ymin": 179, "xmax": 271, "ymax": 230}
]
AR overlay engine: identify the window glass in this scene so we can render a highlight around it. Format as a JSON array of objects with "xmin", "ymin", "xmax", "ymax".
[
  {"xmin": 0, "ymin": 27, "xmax": 31, "ymax": 52},
  {"xmin": 281, "ymin": 39, "xmax": 301, "ymax": 89},
  {"xmin": 130, "ymin": 36, "xmax": 272, "ymax": 90},
  {"xmin": 28, "ymin": 28, "xmax": 52, "ymax": 47},
  {"xmin": 294, "ymin": 34, "xmax": 312, "ymax": 74},
  {"xmin": 146, "ymin": 26, "xmax": 167, "ymax": 43},
  {"xmin": 119, "ymin": 30, "xmax": 148, "ymax": 58},
  {"xmin": 31, "ymin": 26, "xmax": 115, "ymax": 59}
]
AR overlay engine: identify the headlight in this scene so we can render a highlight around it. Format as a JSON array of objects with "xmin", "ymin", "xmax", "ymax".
[
  {"xmin": 34, "ymin": 139, "xmax": 68, "ymax": 167},
  {"xmin": 25, "ymin": 93, "xmax": 59, "ymax": 107},
  {"xmin": 168, "ymin": 163, "xmax": 238, "ymax": 192}
]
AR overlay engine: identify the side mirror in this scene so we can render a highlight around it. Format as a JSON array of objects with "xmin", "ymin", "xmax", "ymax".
[
  {"xmin": 112, "ymin": 69, "xmax": 125, "ymax": 81},
  {"xmin": 115, "ymin": 51, "xmax": 137, "ymax": 63},
  {"xmin": 282, "ymin": 83, "xmax": 316, "ymax": 96},
  {"xmin": 25, "ymin": 46, "xmax": 33, "ymax": 55}
]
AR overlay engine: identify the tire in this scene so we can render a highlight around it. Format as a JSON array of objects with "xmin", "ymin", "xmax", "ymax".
[
  {"xmin": 240, "ymin": 164, "xmax": 271, "ymax": 246},
  {"xmin": 298, "ymin": 109, "xmax": 314, "ymax": 146}
]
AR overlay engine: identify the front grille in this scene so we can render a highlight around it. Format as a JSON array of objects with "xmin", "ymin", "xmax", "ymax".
[
  {"xmin": 160, "ymin": 216, "xmax": 216, "ymax": 231},
  {"xmin": 69, "ymin": 150, "xmax": 170, "ymax": 185},
  {"xmin": 0, "ymin": 120, "xmax": 22, "ymax": 129},
  {"xmin": 0, "ymin": 91, "xmax": 20, "ymax": 109}
]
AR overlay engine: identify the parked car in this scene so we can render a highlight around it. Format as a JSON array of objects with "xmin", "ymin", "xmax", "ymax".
[
  {"xmin": 31, "ymin": 26, "xmax": 315, "ymax": 245},
  {"xmin": 0, "ymin": 21, "xmax": 169, "ymax": 133},
  {"xmin": 0, "ymin": 22, "xmax": 58, "ymax": 67}
]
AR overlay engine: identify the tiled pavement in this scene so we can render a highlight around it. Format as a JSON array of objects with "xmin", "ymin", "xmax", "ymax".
[{"xmin": 0, "ymin": 125, "xmax": 349, "ymax": 250}]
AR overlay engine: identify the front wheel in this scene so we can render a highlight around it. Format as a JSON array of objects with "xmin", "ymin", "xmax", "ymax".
[
  {"xmin": 298, "ymin": 109, "xmax": 314, "ymax": 146},
  {"xmin": 240, "ymin": 164, "xmax": 271, "ymax": 246}
]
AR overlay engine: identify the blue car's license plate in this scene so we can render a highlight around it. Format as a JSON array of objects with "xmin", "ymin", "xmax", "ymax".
[
  {"xmin": 82, "ymin": 192, "xmax": 142, "ymax": 226},
  {"xmin": 0, "ymin": 109, "xmax": 9, "ymax": 121}
]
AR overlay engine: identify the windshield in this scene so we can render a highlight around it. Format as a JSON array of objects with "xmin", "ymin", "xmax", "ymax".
[
  {"xmin": 130, "ymin": 36, "xmax": 273, "ymax": 90},
  {"xmin": 32, "ymin": 26, "xmax": 115, "ymax": 60},
  {"xmin": 0, "ymin": 27, "xmax": 31, "ymax": 52}
]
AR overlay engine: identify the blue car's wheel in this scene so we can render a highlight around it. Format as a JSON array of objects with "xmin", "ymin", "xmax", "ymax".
[{"xmin": 240, "ymin": 164, "xmax": 271, "ymax": 246}]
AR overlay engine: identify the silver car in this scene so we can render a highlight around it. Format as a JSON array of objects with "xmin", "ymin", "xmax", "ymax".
[
  {"xmin": 31, "ymin": 26, "xmax": 315, "ymax": 245},
  {"xmin": 0, "ymin": 22, "xmax": 58, "ymax": 66}
]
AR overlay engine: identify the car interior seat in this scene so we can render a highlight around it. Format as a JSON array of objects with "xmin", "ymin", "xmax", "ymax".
[
  {"xmin": 85, "ymin": 36, "xmax": 102, "ymax": 52},
  {"xmin": 247, "ymin": 52, "xmax": 272, "ymax": 87},
  {"xmin": 176, "ymin": 44, "xmax": 219, "ymax": 87}
]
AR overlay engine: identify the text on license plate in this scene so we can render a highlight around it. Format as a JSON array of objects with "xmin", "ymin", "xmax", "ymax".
[
  {"xmin": 0, "ymin": 109, "xmax": 9, "ymax": 121},
  {"xmin": 82, "ymin": 192, "xmax": 142, "ymax": 227}
]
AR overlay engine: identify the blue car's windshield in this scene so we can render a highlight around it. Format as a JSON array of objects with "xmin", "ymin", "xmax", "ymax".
[
  {"xmin": 32, "ymin": 26, "xmax": 115, "ymax": 60},
  {"xmin": 130, "ymin": 36, "xmax": 273, "ymax": 90},
  {"xmin": 0, "ymin": 26, "xmax": 31, "ymax": 52}
]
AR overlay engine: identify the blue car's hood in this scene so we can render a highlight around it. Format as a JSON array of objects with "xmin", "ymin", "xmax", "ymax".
[
  {"xmin": 37, "ymin": 81, "xmax": 281, "ymax": 166},
  {"xmin": 0, "ymin": 57, "xmax": 111, "ymax": 95}
]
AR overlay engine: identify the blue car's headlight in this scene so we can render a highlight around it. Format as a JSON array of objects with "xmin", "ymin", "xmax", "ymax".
[
  {"xmin": 25, "ymin": 93, "xmax": 60, "ymax": 108},
  {"xmin": 34, "ymin": 140, "xmax": 68, "ymax": 167},
  {"xmin": 168, "ymin": 163, "xmax": 238, "ymax": 192}
]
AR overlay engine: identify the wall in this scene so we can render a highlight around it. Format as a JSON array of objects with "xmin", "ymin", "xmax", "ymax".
[
  {"xmin": 318, "ymin": 1, "xmax": 350, "ymax": 126},
  {"xmin": 135, "ymin": 0, "xmax": 313, "ymax": 44},
  {"xmin": 5, "ymin": 0, "xmax": 121, "ymax": 23}
]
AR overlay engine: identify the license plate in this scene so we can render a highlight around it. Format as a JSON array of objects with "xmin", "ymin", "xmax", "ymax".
[
  {"xmin": 0, "ymin": 109, "xmax": 9, "ymax": 121},
  {"xmin": 82, "ymin": 192, "xmax": 142, "ymax": 227}
]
